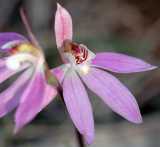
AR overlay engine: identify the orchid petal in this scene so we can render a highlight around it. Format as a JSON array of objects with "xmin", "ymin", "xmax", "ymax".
[
  {"xmin": 51, "ymin": 64, "xmax": 69, "ymax": 83},
  {"xmin": 80, "ymin": 67, "xmax": 142, "ymax": 124},
  {"xmin": 55, "ymin": 3, "xmax": 73, "ymax": 48},
  {"xmin": 15, "ymin": 69, "xmax": 57, "ymax": 132},
  {"xmin": 0, "ymin": 33, "xmax": 27, "ymax": 51},
  {"xmin": 0, "ymin": 63, "xmax": 29, "ymax": 84},
  {"xmin": 92, "ymin": 52, "xmax": 157, "ymax": 73},
  {"xmin": 41, "ymin": 83, "xmax": 57, "ymax": 108},
  {"xmin": 63, "ymin": 69, "xmax": 94, "ymax": 144},
  {"xmin": 0, "ymin": 68, "xmax": 32, "ymax": 117},
  {"xmin": 0, "ymin": 67, "xmax": 21, "ymax": 84},
  {"xmin": 0, "ymin": 59, "xmax": 5, "ymax": 68}
]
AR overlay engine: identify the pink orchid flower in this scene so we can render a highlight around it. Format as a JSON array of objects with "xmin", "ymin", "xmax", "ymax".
[
  {"xmin": 52, "ymin": 3, "xmax": 157, "ymax": 144},
  {"xmin": 0, "ymin": 32, "xmax": 57, "ymax": 133}
]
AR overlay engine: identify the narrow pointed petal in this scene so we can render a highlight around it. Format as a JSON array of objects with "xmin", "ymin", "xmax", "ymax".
[
  {"xmin": 92, "ymin": 52, "xmax": 157, "ymax": 73},
  {"xmin": 0, "ymin": 69, "xmax": 32, "ymax": 117},
  {"xmin": 80, "ymin": 67, "xmax": 142, "ymax": 124},
  {"xmin": 63, "ymin": 69, "xmax": 94, "ymax": 144},
  {"xmin": 0, "ymin": 59, "xmax": 5, "ymax": 67},
  {"xmin": 0, "ymin": 33, "xmax": 27, "ymax": 51},
  {"xmin": 51, "ymin": 64, "xmax": 69, "ymax": 83},
  {"xmin": 41, "ymin": 84, "xmax": 57, "ymax": 108},
  {"xmin": 15, "ymin": 69, "xmax": 57, "ymax": 132},
  {"xmin": 0, "ymin": 67, "xmax": 20, "ymax": 83},
  {"xmin": 55, "ymin": 3, "xmax": 73, "ymax": 48},
  {"xmin": 0, "ymin": 63, "xmax": 29, "ymax": 84}
]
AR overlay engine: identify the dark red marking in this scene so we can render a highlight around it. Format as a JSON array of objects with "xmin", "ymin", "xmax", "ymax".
[
  {"xmin": 71, "ymin": 44, "xmax": 88, "ymax": 64},
  {"xmin": 10, "ymin": 46, "xmax": 19, "ymax": 54}
]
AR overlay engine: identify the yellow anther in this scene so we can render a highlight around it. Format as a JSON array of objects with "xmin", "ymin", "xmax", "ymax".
[
  {"xmin": 18, "ymin": 43, "xmax": 33, "ymax": 52},
  {"xmin": 17, "ymin": 43, "xmax": 39, "ymax": 55}
]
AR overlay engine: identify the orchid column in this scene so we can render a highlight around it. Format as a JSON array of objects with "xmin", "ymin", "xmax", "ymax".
[{"xmin": 53, "ymin": 3, "xmax": 157, "ymax": 144}]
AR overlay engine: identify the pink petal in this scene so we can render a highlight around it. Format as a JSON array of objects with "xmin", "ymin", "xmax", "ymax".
[
  {"xmin": 55, "ymin": 3, "xmax": 73, "ymax": 48},
  {"xmin": 51, "ymin": 64, "xmax": 69, "ymax": 83},
  {"xmin": 41, "ymin": 83, "xmax": 57, "ymax": 108},
  {"xmin": 0, "ymin": 33, "xmax": 27, "ymax": 51},
  {"xmin": 15, "ymin": 69, "xmax": 57, "ymax": 132},
  {"xmin": 63, "ymin": 70, "xmax": 94, "ymax": 144},
  {"xmin": 0, "ymin": 63, "xmax": 29, "ymax": 84},
  {"xmin": 0, "ymin": 69, "xmax": 32, "ymax": 117},
  {"xmin": 80, "ymin": 67, "xmax": 142, "ymax": 124},
  {"xmin": 92, "ymin": 52, "xmax": 157, "ymax": 73},
  {"xmin": 0, "ymin": 59, "xmax": 5, "ymax": 67},
  {"xmin": 0, "ymin": 67, "xmax": 19, "ymax": 83}
]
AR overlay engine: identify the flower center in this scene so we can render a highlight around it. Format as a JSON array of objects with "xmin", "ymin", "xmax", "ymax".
[
  {"xmin": 10, "ymin": 43, "xmax": 41, "ymax": 57},
  {"xmin": 63, "ymin": 40, "xmax": 89, "ymax": 64},
  {"xmin": 6, "ymin": 43, "xmax": 44, "ymax": 70},
  {"xmin": 6, "ymin": 53, "xmax": 36, "ymax": 70}
]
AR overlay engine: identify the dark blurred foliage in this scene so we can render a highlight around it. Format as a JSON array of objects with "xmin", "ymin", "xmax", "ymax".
[{"xmin": 0, "ymin": 0, "xmax": 160, "ymax": 147}]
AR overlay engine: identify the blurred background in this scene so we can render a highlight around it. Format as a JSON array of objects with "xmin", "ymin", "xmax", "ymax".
[{"xmin": 0, "ymin": 0, "xmax": 160, "ymax": 146}]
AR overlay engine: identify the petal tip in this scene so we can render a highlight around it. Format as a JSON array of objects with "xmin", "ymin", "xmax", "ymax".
[
  {"xmin": 57, "ymin": 3, "xmax": 62, "ymax": 9},
  {"xmin": 84, "ymin": 133, "xmax": 94, "ymax": 145},
  {"xmin": 55, "ymin": 2, "xmax": 73, "ymax": 48},
  {"xmin": 149, "ymin": 65, "xmax": 158, "ymax": 70},
  {"xmin": 128, "ymin": 113, "xmax": 143, "ymax": 124},
  {"xmin": 132, "ymin": 118, "xmax": 143, "ymax": 124},
  {"xmin": 14, "ymin": 117, "xmax": 23, "ymax": 134},
  {"xmin": 141, "ymin": 64, "xmax": 158, "ymax": 72}
]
